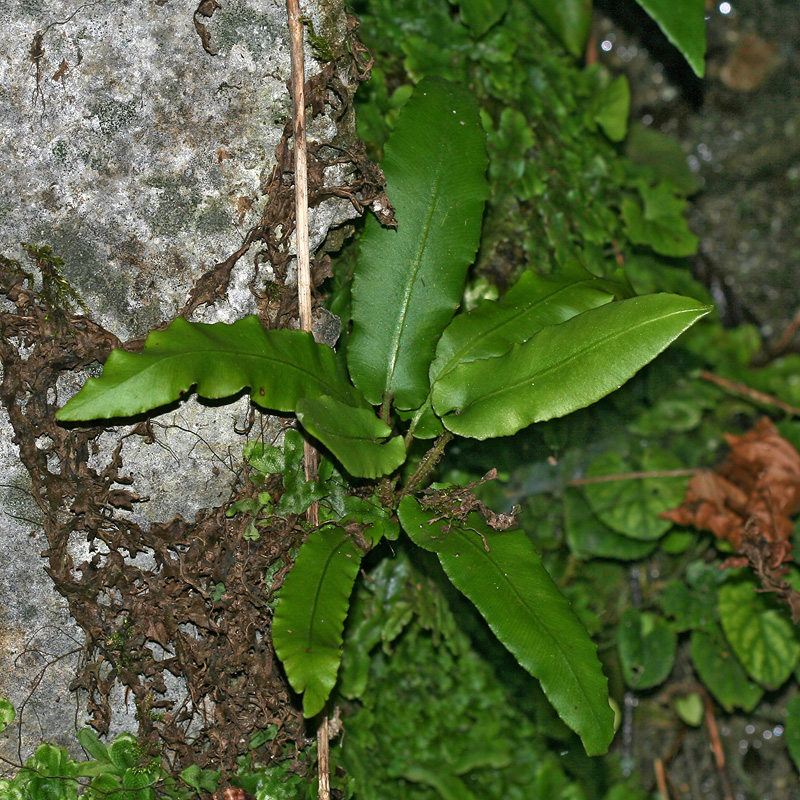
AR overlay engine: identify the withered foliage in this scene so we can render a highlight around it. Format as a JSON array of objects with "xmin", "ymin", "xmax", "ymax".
[
  {"xmin": 662, "ymin": 418, "xmax": 800, "ymax": 623},
  {"xmin": 0, "ymin": 18, "xmax": 383, "ymax": 788}
]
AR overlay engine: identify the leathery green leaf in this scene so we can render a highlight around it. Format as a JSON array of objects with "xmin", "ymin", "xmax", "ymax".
[
  {"xmin": 429, "ymin": 271, "xmax": 621, "ymax": 387},
  {"xmin": 397, "ymin": 496, "xmax": 614, "ymax": 755},
  {"xmin": 348, "ymin": 76, "xmax": 488, "ymax": 410},
  {"xmin": 433, "ymin": 294, "xmax": 711, "ymax": 439},
  {"xmin": 410, "ymin": 271, "xmax": 620, "ymax": 437},
  {"xmin": 272, "ymin": 528, "xmax": 363, "ymax": 718},
  {"xmin": 635, "ymin": 0, "xmax": 706, "ymax": 77},
  {"xmin": 56, "ymin": 316, "xmax": 361, "ymax": 422},
  {"xmin": 296, "ymin": 395, "xmax": 407, "ymax": 479},
  {"xmin": 719, "ymin": 580, "xmax": 800, "ymax": 689}
]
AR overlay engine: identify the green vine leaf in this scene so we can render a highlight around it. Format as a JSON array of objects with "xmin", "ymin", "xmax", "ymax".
[
  {"xmin": 718, "ymin": 580, "xmax": 800, "ymax": 689},
  {"xmin": 272, "ymin": 528, "xmax": 363, "ymax": 718},
  {"xmin": 397, "ymin": 496, "xmax": 614, "ymax": 755},
  {"xmin": 690, "ymin": 629, "xmax": 763, "ymax": 713},
  {"xmin": 296, "ymin": 395, "xmax": 406, "ymax": 478},
  {"xmin": 348, "ymin": 75, "xmax": 488, "ymax": 410},
  {"xmin": 433, "ymin": 294, "xmax": 711, "ymax": 439},
  {"xmin": 617, "ymin": 608, "xmax": 676, "ymax": 690},
  {"xmin": 582, "ymin": 449, "xmax": 687, "ymax": 541},
  {"xmin": 56, "ymin": 316, "xmax": 362, "ymax": 422}
]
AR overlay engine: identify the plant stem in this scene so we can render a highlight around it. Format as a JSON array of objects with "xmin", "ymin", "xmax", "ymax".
[
  {"xmin": 286, "ymin": 2, "xmax": 327, "ymax": 798},
  {"xmin": 700, "ymin": 369, "xmax": 800, "ymax": 417},
  {"xmin": 567, "ymin": 468, "xmax": 698, "ymax": 487},
  {"xmin": 403, "ymin": 430, "xmax": 453, "ymax": 495}
]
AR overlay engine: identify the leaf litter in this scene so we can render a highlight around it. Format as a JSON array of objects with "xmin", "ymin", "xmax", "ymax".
[{"xmin": 663, "ymin": 417, "xmax": 800, "ymax": 623}]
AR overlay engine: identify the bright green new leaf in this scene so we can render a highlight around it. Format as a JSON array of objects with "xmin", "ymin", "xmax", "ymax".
[
  {"xmin": 398, "ymin": 496, "xmax": 614, "ymax": 755},
  {"xmin": 719, "ymin": 580, "xmax": 800, "ymax": 689},
  {"xmin": 296, "ymin": 395, "xmax": 407, "ymax": 479},
  {"xmin": 348, "ymin": 76, "xmax": 488, "ymax": 410},
  {"xmin": 617, "ymin": 608, "xmax": 676, "ymax": 689},
  {"xmin": 583, "ymin": 450, "xmax": 687, "ymax": 541},
  {"xmin": 674, "ymin": 693, "xmax": 704, "ymax": 727},
  {"xmin": 635, "ymin": 0, "xmax": 706, "ymax": 77},
  {"xmin": 57, "ymin": 316, "xmax": 362, "ymax": 422},
  {"xmin": 0, "ymin": 696, "xmax": 14, "ymax": 735},
  {"xmin": 455, "ymin": 0, "xmax": 508, "ymax": 37},
  {"xmin": 524, "ymin": 0, "xmax": 592, "ymax": 58},
  {"xmin": 77, "ymin": 728, "xmax": 110, "ymax": 764},
  {"xmin": 690, "ymin": 629, "xmax": 763, "ymax": 713},
  {"xmin": 433, "ymin": 294, "xmax": 711, "ymax": 439},
  {"xmin": 275, "ymin": 430, "xmax": 329, "ymax": 516},
  {"xmin": 272, "ymin": 528, "xmax": 363, "ymax": 717},
  {"xmin": 108, "ymin": 733, "xmax": 140, "ymax": 771},
  {"xmin": 594, "ymin": 75, "xmax": 630, "ymax": 142}
]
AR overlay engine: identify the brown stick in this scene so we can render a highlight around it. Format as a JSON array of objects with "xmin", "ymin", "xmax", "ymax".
[
  {"xmin": 654, "ymin": 758, "xmax": 670, "ymax": 799},
  {"xmin": 567, "ymin": 468, "xmax": 698, "ymax": 487},
  {"xmin": 700, "ymin": 370, "xmax": 800, "ymax": 417},
  {"xmin": 285, "ymin": 2, "xmax": 327, "ymax": 798},
  {"xmin": 702, "ymin": 691, "xmax": 734, "ymax": 800}
]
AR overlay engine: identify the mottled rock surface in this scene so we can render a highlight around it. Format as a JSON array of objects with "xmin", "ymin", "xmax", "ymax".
[{"xmin": 0, "ymin": 0, "xmax": 358, "ymax": 768}]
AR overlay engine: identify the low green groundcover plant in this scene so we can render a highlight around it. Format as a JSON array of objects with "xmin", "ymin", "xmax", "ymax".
[{"xmin": 56, "ymin": 76, "xmax": 709, "ymax": 759}]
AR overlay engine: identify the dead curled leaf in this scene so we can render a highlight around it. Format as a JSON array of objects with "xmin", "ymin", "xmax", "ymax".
[
  {"xmin": 662, "ymin": 418, "xmax": 800, "ymax": 563},
  {"xmin": 662, "ymin": 418, "xmax": 800, "ymax": 622}
]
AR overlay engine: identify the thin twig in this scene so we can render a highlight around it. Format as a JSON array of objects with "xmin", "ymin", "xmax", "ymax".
[
  {"xmin": 654, "ymin": 758, "xmax": 670, "ymax": 800},
  {"xmin": 700, "ymin": 370, "xmax": 800, "ymax": 417},
  {"xmin": 702, "ymin": 690, "xmax": 734, "ymax": 800},
  {"xmin": 285, "ymin": 2, "xmax": 327, "ymax": 798},
  {"xmin": 567, "ymin": 468, "xmax": 698, "ymax": 487},
  {"xmin": 767, "ymin": 304, "xmax": 800, "ymax": 359}
]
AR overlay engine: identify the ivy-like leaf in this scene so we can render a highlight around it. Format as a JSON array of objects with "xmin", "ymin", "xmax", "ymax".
[
  {"xmin": 433, "ymin": 294, "xmax": 711, "ymax": 439},
  {"xmin": 296, "ymin": 395, "xmax": 407, "ymax": 479},
  {"xmin": 272, "ymin": 528, "xmax": 363, "ymax": 718},
  {"xmin": 635, "ymin": 0, "xmax": 706, "ymax": 77},
  {"xmin": 563, "ymin": 488, "xmax": 657, "ymax": 561},
  {"xmin": 617, "ymin": 608, "xmax": 676, "ymax": 689},
  {"xmin": 348, "ymin": 76, "xmax": 488, "ymax": 410},
  {"xmin": 397, "ymin": 496, "xmax": 614, "ymax": 756},
  {"xmin": 56, "ymin": 316, "xmax": 362, "ymax": 422},
  {"xmin": 718, "ymin": 580, "xmax": 800, "ymax": 689},
  {"xmin": 690, "ymin": 629, "xmax": 763, "ymax": 713},
  {"xmin": 582, "ymin": 450, "xmax": 687, "ymax": 541},
  {"xmin": 786, "ymin": 695, "xmax": 800, "ymax": 775}
]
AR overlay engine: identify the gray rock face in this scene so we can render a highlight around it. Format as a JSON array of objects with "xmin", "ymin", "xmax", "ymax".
[{"xmin": 0, "ymin": 0, "xmax": 358, "ymax": 770}]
